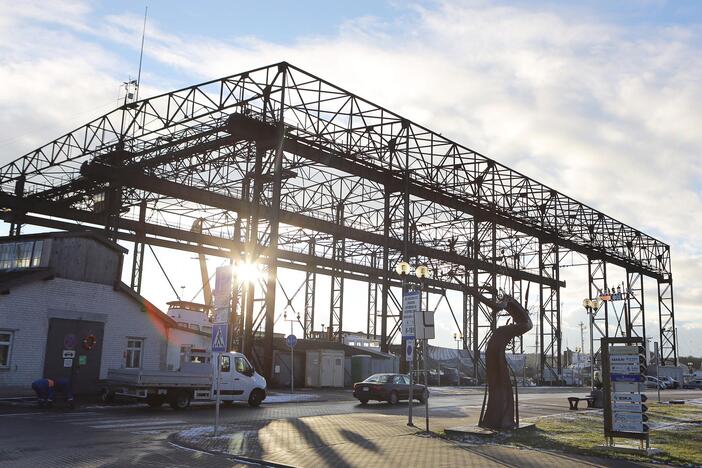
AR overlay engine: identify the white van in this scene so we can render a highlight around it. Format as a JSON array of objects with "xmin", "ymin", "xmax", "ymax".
[{"xmin": 106, "ymin": 351, "xmax": 267, "ymax": 409}]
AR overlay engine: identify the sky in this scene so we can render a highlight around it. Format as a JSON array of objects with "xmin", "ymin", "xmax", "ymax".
[{"xmin": 0, "ymin": 0, "xmax": 701, "ymax": 357}]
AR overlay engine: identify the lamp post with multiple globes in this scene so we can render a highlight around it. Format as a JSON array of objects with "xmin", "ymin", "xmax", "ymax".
[
  {"xmin": 395, "ymin": 261, "xmax": 429, "ymax": 428},
  {"xmin": 582, "ymin": 297, "xmax": 602, "ymax": 390}
]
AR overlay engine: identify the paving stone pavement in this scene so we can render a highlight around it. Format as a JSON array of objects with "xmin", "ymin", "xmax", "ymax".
[{"xmin": 172, "ymin": 412, "xmax": 659, "ymax": 467}]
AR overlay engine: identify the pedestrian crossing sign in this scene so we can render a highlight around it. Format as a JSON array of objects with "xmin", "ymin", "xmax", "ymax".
[{"xmin": 212, "ymin": 323, "xmax": 228, "ymax": 352}]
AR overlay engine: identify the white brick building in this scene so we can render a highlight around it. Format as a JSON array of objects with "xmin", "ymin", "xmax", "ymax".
[{"xmin": 0, "ymin": 232, "xmax": 209, "ymax": 396}]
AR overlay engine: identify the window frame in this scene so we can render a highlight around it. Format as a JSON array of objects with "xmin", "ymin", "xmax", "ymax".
[
  {"xmin": 0, "ymin": 330, "xmax": 13, "ymax": 368},
  {"xmin": 220, "ymin": 354, "xmax": 231, "ymax": 373},
  {"xmin": 125, "ymin": 337, "xmax": 144, "ymax": 369}
]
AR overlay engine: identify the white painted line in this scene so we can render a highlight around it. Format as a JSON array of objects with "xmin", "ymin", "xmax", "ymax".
[
  {"xmin": 0, "ymin": 412, "xmax": 44, "ymax": 417},
  {"xmin": 56, "ymin": 417, "xmax": 167, "ymax": 424},
  {"xmin": 41, "ymin": 412, "xmax": 99, "ymax": 418},
  {"xmin": 89, "ymin": 420, "xmax": 185, "ymax": 429}
]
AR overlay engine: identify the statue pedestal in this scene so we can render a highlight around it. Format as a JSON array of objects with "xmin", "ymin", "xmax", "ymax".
[{"xmin": 445, "ymin": 423, "xmax": 535, "ymax": 440}]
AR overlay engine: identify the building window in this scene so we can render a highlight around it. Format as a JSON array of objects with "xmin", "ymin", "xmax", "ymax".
[
  {"xmin": 125, "ymin": 338, "xmax": 144, "ymax": 369},
  {"xmin": 0, "ymin": 240, "xmax": 43, "ymax": 270},
  {"xmin": 0, "ymin": 331, "xmax": 13, "ymax": 368}
]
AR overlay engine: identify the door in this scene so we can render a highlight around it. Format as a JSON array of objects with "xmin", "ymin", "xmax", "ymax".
[
  {"xmin": 43, "ymin": 318, "xmax": 104, "ymax": 395},
  {"xmin": 212, "ymin": 354, "xmax": 244, "ymax": 400},
  {"xmin": 321, "ymin": 355, "xmax": 333, "ymax": 386},
  {"xmin": 393, "ymin": 375, "xmax": 409, "ymax": 399}
]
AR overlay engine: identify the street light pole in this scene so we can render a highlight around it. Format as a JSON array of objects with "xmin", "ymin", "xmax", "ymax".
[{"xmin": 582, "ymin": 297, "xmax": 601, "ymax": 391}]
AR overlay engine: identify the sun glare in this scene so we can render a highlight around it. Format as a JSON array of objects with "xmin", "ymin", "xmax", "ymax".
[{"xmin": 235, "ymin": 261, "xmax": 266, "ymax": 283}]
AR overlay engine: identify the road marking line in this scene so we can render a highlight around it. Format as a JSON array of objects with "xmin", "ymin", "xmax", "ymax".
[
  {"xmin": 0, "ymin": 412, "xmax": 44, "ymax": 417},
  {"xmin": 55, "ymin": 417, "xmax": 170, "ymax": 424},
  {"xmin": 89, "ymin": 420, "xmax": 186, "ymax": 429}
]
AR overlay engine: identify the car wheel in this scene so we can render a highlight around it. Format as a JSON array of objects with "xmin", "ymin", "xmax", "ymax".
[
  {"xmin": 248, "ymin": 389, "xmax": 264, "ymax": 407},
  {"xmin": 169, "ymin": 391, "xmax": 191, "ymax": 410},
  {"xmin": 388, "ymin": 391, "xmax": 399, "ymax": 405},
  {"xmin": 359, "ymin": 399, "xmax": 369, "ymax": 405},
  {"xmin": 146, "ymin": 394, "xmax": 165, "ymax": 408}
]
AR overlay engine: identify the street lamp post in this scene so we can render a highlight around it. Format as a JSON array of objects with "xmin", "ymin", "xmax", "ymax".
[
  {"xmin": 395, "ymin": 261, "xmax": 429, "ymax": 429},
  {"xmin": 396, "ymin": 261, "xmax": 412, "ymax": 426},
  {"xmin": 415, "ymin": 264, "xmax": 430, "ymax": 432},
  {"xmin": 453, "ymin": 333, "xmax": 462, "ymax": 351},
  {"xmin": 582, "ymin": 297, "xmax": 601, "ymax": 390}
]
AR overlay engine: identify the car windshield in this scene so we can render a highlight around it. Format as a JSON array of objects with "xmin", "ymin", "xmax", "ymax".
[{"xmin": 364, "ymin": 374, "xmax": 393, "ymax": 383}]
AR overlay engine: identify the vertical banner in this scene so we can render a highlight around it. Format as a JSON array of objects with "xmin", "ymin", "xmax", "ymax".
[{"xmin": 213, "ymin": 265, "xmax": 232, "ymax": 323}]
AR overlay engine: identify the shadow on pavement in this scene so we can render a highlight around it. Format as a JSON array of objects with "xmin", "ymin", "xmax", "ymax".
[
  {"xmin": 289, "ymin": 417, "xmax": 351, "ymax": 467},
  {"xmin": 339, "ymin": 428, "xmax": 380, "ymax": 453}
]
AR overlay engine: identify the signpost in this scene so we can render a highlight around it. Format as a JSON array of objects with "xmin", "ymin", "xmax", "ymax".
[
  {"xmin": 287, "ymin": 334, "xmax": 297, "ymax": 394},
  {"xmin": 211, "ymin": 322, "xmax": 228, "ymax": 436},
  {"xmin": 601, "ymin": 337, "xmax": 656, "ymax": 454},
  {"xmin": 403, "ymin": 290, "xmax": 420, "ymax": 427}
]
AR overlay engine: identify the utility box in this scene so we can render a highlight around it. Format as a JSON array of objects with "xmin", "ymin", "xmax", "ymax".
[{"xmin": 305, "ymin": 349, "xmax": 345, "ymax": 387}]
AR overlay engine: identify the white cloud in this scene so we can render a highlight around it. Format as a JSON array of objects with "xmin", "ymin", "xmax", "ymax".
[{"xmin": 0, "ymin": 1, "xmax": 700, "ymax": 354}]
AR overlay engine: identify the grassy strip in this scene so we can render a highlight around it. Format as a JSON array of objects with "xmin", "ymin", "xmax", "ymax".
[{"xmin": 509, "ymin": 403, "xmax": 702, "ymax": 466}]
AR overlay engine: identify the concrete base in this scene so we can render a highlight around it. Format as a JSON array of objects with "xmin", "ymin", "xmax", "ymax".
[
  {"xmin": 445, "ymin": 423, "xmax": 535, "ymax": 439},
  {"xmin": 596, "ymin": 445, "xmax": 662, "ymax": 456}
]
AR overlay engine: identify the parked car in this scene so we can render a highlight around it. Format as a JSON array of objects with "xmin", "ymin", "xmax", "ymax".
[
  {"xmin": 460, "ymin": 375, "xmax": 479, "ymax": 386},
  {"xmin": 645, "ymin": 376, "xmax": 666, "ymax": 389},
  {"xmin": 441, "ymin": 367, "xmax": 460, "ymax": 386},
  {"xmin": 353, "ymin": 373, "xmax": 427, "ymax": 405},
  {"xmin": 427, "ymin": 369, "xmax": 444, "ymax": 386},
  {"xmin": 683, "ymin": 379, "xmax": 702, "ymax": 390},
  {"xmin": 659, "ymin": 376, "xmax": 680, "ymax": 389}
]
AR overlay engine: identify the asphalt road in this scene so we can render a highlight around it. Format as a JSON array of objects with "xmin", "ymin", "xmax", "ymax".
[{"xmin": 1, "ymin": 387, "xmax": 700, "ymax": 467}]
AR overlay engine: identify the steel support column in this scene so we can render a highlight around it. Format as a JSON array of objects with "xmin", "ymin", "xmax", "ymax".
[
  {"xmin": 588, "ymin": 257, "xmax": 609, "ymax": 369},
  {"xmin": 8, "ymin": 176, "xmax": 24, "ymax": 237},
  {"xmin": 626, "ymin": 269, "xmax": 645, "ymax": 339},
  {"xmin": 329, "ymin": 203, "xmax": 345, "ymax": 341},
  {"xmin": 539, "ymin": 241, "xmax": 561, "ymax": 383},
  {"xmin": 367, "ymin": 251, "xmax": 379, "ymax": 338},
  {"xmin": 658, "ymin": 275, "xmax": 677, "ymax": 366},
  {"xmin": 380, "ymin": 189, "xmax": 391, "ymax": 352},
  {"xmin": 129, "ymin": 200, "xmax": 147, "ymax": 294},
  {"xmin": 303, "ymin": 238, "xmax": 316, "ymax": 339}
]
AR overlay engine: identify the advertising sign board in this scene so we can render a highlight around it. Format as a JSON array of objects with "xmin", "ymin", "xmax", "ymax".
[{"xmin": 402, "ymin": 290, "xmax": 419, "ymax": 340}]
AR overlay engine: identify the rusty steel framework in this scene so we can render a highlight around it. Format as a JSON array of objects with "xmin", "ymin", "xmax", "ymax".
[{"xmin": 0, "ymin": 62, "xmax": 677, "ymax": 381}]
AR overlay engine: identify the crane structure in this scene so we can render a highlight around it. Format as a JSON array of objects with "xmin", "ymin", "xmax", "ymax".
[{"xmin": 0, "ymin": 62, "xmax": 676, "ymax": 381}]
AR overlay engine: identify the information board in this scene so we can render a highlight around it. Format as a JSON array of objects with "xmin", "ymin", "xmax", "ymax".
[
  {"xmin": 402, "ymin": 290, "xmax": 420, "ymax": 340},
  {"xmin": 602, "ymin": 337, "xmax": 650, "ymax": 444}
]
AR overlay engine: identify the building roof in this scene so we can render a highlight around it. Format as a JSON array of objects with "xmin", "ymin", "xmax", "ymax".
[
  {"xmin": 0, "ymin": 268, "xmax": 208, "ymax": 337},
  {"xmin": 0, "ymin": 231, "xmax": 128, "ymax": 254}
]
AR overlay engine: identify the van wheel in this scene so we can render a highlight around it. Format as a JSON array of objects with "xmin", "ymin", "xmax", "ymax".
[
  {"xmin": 146, "ymin": 394, "xmax": 165, "ymax": 408},
  {"xmin": 100, "ymin": 388, "xmax": 115, "ymax": 404},
  {"xmin": 248, "ymin": 389, "xmax": 264, "ymax": 407},
  {"xmin": 169, "ymin": 391, "xmax": 191, "ymax": 410}
]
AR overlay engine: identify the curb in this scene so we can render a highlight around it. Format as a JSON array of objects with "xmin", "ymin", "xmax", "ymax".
[{"xmin": 167, "ymin": 431, "xmax": 295, "ymax": 468}]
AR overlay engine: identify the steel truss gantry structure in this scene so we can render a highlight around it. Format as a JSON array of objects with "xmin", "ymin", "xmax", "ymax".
[{"xmin": 0, "ymin": 62, "xmax": 677, "ymax": 381}]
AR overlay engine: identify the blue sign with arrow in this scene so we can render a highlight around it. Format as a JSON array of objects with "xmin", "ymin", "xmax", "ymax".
[{"xmin": 286, "ymin": 334, "xmax": 297, "ymax": 348}]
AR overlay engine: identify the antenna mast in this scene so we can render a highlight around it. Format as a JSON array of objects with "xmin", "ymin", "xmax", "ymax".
[{"xmin": 135, "ymin": 6, "xmax": 148, "ymax": 101}]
